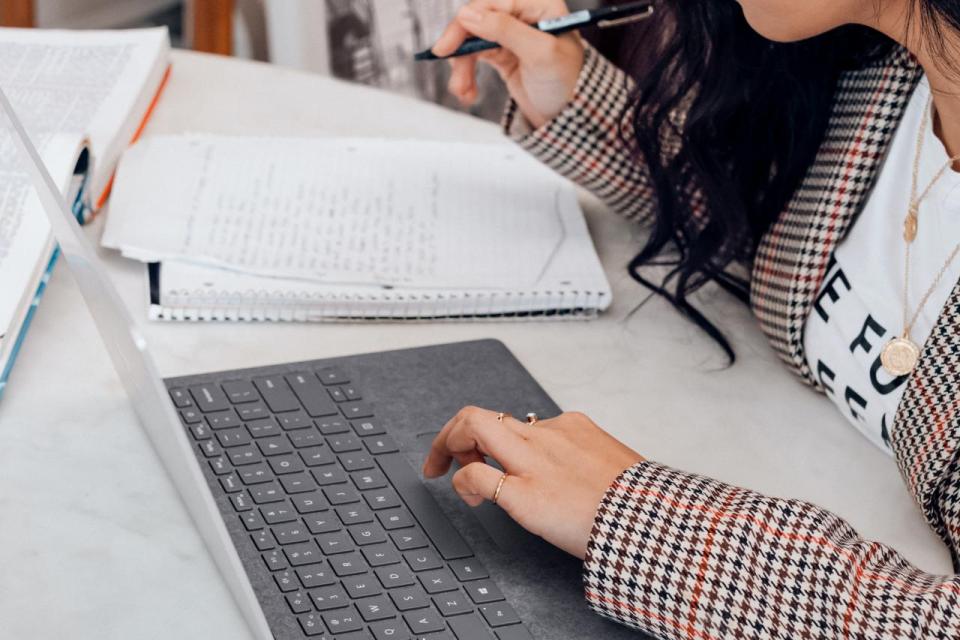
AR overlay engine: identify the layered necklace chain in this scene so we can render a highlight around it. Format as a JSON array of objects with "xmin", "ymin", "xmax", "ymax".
[{"xmin": 879, "ymin": 97, "xmax": 960, "ymax": 376}]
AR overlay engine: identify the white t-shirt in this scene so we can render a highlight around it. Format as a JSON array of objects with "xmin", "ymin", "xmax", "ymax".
[{"xmin": 803, "ymin": 76, "xmax": 960, "ymax": 454}]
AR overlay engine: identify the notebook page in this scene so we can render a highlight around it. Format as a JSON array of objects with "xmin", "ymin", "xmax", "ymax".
[{"xmin": 103, "ymin": 136, "xmax": 570, "ymax": 289}]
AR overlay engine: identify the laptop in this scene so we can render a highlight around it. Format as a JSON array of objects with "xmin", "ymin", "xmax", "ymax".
[{"xmin": 1, "ymin": 86, "xmax": 641, "ymax": 640}]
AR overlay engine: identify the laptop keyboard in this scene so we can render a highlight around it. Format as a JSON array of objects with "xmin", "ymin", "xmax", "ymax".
[{"xmin": 170, "ymin": 367, "xmax": 532, "ymax": 640}]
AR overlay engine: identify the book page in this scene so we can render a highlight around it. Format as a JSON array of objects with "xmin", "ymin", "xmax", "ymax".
[{"xmin": 104, "ymin": 136, "xmax": 573, "ymax": 290}]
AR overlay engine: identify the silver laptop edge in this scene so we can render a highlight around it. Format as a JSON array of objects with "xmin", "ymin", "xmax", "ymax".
[{"xmin": 0, "ymin": 86, "xmax": 272, "ymax": 640}]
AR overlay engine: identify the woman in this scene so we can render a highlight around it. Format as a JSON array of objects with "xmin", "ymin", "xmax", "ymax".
[{"xmin": 422, "ymin": 1, "xmax": 960, "ymax": 638}]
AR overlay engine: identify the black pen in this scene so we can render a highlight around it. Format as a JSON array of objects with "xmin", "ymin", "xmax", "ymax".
[{"xmin": 414, "ymin": 1, "xmax": 655, "ymax": 61}]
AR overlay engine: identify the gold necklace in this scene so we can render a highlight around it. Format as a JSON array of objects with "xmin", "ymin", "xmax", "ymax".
[{"xmin": 880, "ymin": 97, "xmax": 960, "ymax": 376}]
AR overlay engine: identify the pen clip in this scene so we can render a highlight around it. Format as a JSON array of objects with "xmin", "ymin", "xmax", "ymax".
[{"xmin": 598, "ymin": 5, "xmax": 655, "ymax": 29}]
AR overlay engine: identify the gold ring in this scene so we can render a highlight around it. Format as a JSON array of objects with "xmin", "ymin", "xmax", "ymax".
[
  {"xmin": 525, "ymin": 412, "xmax": 539, "ymax": 425},
  {"xmin": 496, "ymin": 412, "xmax": 511, "ymax": 423},
  {"xmin": 492, "ymin": 473, "xmax": 508, "ymax": 505}
]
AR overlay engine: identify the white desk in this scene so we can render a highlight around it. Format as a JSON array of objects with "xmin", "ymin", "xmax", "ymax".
[{"xmin": 0, "ymin": 51, "xmax": 952, "ymax": 639}]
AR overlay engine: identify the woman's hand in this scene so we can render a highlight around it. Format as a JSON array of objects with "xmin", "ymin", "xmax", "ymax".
[
  {"xmin": 422, "ymin": 407, "xmax": 644, "ymax": 560},
  {"xmin": 432, "ymin": 0, "xmax": 585, "ymax": 128}
]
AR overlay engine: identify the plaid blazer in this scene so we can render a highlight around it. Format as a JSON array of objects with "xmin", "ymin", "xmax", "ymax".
[{"xmin": 505, "ymin": 44, "xmax": 960, "ymax": 639}]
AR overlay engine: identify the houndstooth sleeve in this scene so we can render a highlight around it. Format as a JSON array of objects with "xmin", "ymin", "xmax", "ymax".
[
  {"xmin": 584, "ymin": 460, "xmax": 960, "ymax": 639},
  {"xmin": 501, "ymin": 43, "xmax": 656, "ymax": 224}
]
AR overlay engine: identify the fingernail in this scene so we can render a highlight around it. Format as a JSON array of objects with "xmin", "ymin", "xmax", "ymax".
[{"xmin": 460, "ymin": 7, "xmax": 482, "ymax": 23}]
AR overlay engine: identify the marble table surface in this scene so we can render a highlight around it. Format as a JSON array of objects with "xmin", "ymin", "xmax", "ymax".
[{"xmin": 0, "ymin": 50, "xmax": 951, "ymax": 639}]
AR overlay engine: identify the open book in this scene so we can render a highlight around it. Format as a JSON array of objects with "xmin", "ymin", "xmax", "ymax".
[
  {"xmin": 102, "ymin": 135, "xmax": 612, "ymax": 321},
  {"xmin": 0, "ymin": 27, "xmax": 170, "ymax": 396}
]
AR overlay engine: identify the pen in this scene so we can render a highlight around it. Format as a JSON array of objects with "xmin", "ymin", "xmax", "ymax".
[{"xmin": 415, "ymin": 1, "xmax": 656, "ymax": 61}]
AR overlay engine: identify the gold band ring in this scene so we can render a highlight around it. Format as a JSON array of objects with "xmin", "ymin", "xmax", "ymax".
[
  {"xmin": 496, "ymin": 412, "xmax": 512, "ymax": 423},
  {"xmin": 492, "ymin": 473, "xmax": 508, "ymax": 505}
]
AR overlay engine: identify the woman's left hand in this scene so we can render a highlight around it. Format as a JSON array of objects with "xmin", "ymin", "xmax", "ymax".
[{"xmin": 422, "ymin": 407, "xmax": 645, "ymax": 560}]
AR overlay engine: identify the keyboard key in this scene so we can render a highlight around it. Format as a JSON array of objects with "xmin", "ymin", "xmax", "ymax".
[
  {"xmin": 273, "ymin": 521, "xmax": 311, "ymax": 545},
  {"xmin": 313, "ymin": 466, "xmax": 348, "ymax": 486},
  {"xmin": 432, "ymin": 589, "xmax": 472, "ymax": 616},
  {"xmin": 226, "ymin": 444, "xmax": 261, "ymax": 466},
  {"xmin": 449, "ymin": 613, "xmax": 499, "ymax": 640},
  {"xmin": 300, "ymin": 446, "xmax": 336, "ymax": 467},
  {"xmin": 405, "ymin": 550, "xmax": 443, "ymax": 572},
  {"xmin": 268, "ymin": 454, "xmax": 305, "ymax": 475},
  {"xmin": 369, "ymin": 619, "xmax": 410, "ymax": 640},
  {"xmin": 289, "ymin": 429, "xmax": 325, "ymax": 448},
  {"xmin": 376, "ymin": 564, "xmax": 415, "ymax": 589},
  {"xmin": 238, "ymin": 463, "xmax": 273, "ymax": 485},
  {"xmin": 356, "ymin": 595, "xmax": 396, "ymax": 622},
  {"xmin": 340, "ymin": 402, "xmax": 374, "ymax": 420},
  {"xmin": 317, "ymin": 419, "xmax": 350, "ymax": 435},
  {"xmin": 279, "ymin": 411, "xmax": 313, "ymax": 431},
  {"xmin": 240, "ymin": 510, "xmax": 265, "ymax": 531},
  {"xmin": 189, "ymin": 423, "xmax": 212, "ymax": 440},
  {"xmin": 339, "ymin": 453, "xmax": 375, "ymax": 471},
  {"xmin": 404, "ymin": 609, "xmax": 446, "ymax": 634},
  {"xmin": 327, "ymin": 434, "xmax": 363, "ymax": 453},
  {"xmin": 327, "ymin": 387, "xmax": 347, "ymax": 402},
  {"xmin": 262, "ymin": 549, "xmax": 288, "ymax": 571},
  {"xmin": 230, "ymin": 492, "xmax": 253, "ymax": 512},
  {"xmin": 297, "ymin": 564, "xmax": 336, "ymax": 588},
  {"xmin": 419, "ymin": 568, "xmax": 458, "ymax": 594},
  {"xmin": 251, "ymin": 530, "xmax": 275, "ymax": 551},
  {"xmin": 285, "ymin": 541, "xmax": 323, "ymax": 566},
  {"xmin": 316, "ymin": 367, "xmax": 349, "ymax": 385},
  {"xmin": 297, "ymin": 612, "xmax": 327, "ymax": 637},
  {"xmin": 316, "ymin": 531, "xmax": 354, "ymax": 555},
  {"xmin": 342, "ymin": 385, "xmax": 362, "ymax": 401},
  {"xmin": 261, "ymin": 503, "xmax": 297, "ymax": 524},
  {"xmin": 329, "ymin": 551, "xmax": 367, "ymax": 576},
  {"xmin": 250, "ymin": 482, "xmax": 284, "ymax": 504},
  {"xmin": 378, "ymin": 453, "xmax": 472, "ymax": 560},
  {"xmin": 479, "ymin": 603, "xmax": 521, "ymax": 628},
  {"xmin": 389, "ymin": 585, "xmax": 430, "ymax": 611},
  {"xmin": 169, "ymin": 388, "xmax": 192, "ymax": 408},
  {"xmin": 286, "ymin": 590, "xmax": 313, "ymax": 614},
  {"xmin": 219, "ymin": 474, "xmax": 242, "ymax": 493},
  {"xmin": 216, "ymin": 427, "xmax": 251, "ymax": 448},
  {"xmin": 464, "ymin": 580, "xmax": 504, "ymax": 604},
  {"xmin": 449, "ymin": 558, "xmax": 488, "ymax": 582},
  {"xmin": 310, "ymin": 584, "xmax": 350, "ymax": 611},
  {"xmin": 304, "ymin": 513, "xmax": 341, "ymax": 535},
  {"xmin": 342, "ymin": 573, "xmax": 382, "ymax": 599},
  {"xmin": 180, "ymin": 408, "xmax": 203, "ymax": 424},
  {"xmin": 253, "ymin": 376, "xmax": 300, "ymax": 413},
  {"xmin": 337, "ymin": 504, "xmax": 375, "ymax": 525},
  {"xmin": 352, "ymin": 419, "xmax": 385, "ymax": 436},
  {"xmin": 205, "ymin": 409, "xmax": 240, "ymax": 430},
  {"xmin": 236, "ymin": 403, "xmax": 269, "ymax": 421},
  {"xmin": 274, "ymin": 570, "xmax": 299, "ymax": 592},
  {"xmin": 378, "ymin": 509, "xmax": 415, "ymax": 531},
  {"xmin": 198, "ymin": 440, "xmax": 223, "ymax": 458},
  {"xmin": 209, "ymin": 456, "xmax": 231, "ymax": 475},
  {"xmin": 291, "ymin": 491, "xmax": 328, "ymax": 514},
  {"xmin": 246, "ymin": 417, "xmax": 280, "ymax": 439},
  {"xmin": 324, "ymin": 485, "xmax": 361, "ymax": 505},
  {"xmin": 257, "ymin": 436, "xmax": 293, "ymax": 457},
  {"xmin": 322, "ymin": 606, "xmax": 363, "ymax": 634},
  {"xmin": 364, "ymin": 488, "xmax": 401, "ymax": 510},
  {"xmin": 189, "ymin": 384, "xmax": 230, "ymax": 412},
  {"xmin": 361, "ymin": 543, "xmax": 401, "ymax": 567},
  {"xmin": 351, "ymin": 470, "xmax": 388, "ymax": 491},
  {"xmin": 286, "ymin": 372, "xmax": 340, "ymax": 417},
  {"xmin": 348, "ymin": 523, "xmax": 387, "ymax": 546},
  {"xmin": 363, "ymin": 435, "xmax": 399, "ymax": 455},
  {"xmin": 222, "ymin": 380, "xmax": 259, "ymax": 404}
]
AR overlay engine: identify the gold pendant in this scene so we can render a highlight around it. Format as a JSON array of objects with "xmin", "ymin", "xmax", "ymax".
[
  {"xmin": 881, "ymin": 336, "xmax": 920, "ymax": 376},
  {"xmin": 903, "ymin": 206, "xmax": 918, "ymax": 243}
]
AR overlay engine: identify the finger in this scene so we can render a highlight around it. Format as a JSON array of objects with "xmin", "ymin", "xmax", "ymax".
[
  {"xmin": 452, "ymin": 461, "xmax": 526, "ymax": 510},
  {"xmin": 433, "ymin": 0, "xmax": 567, "ymax": 57},
  {"xmin": 457, "ymin": 7, "xmax": 561, "ymax": 64},
  {"xmin": 447, "ymin": 56, "xmax": 478, "ymax": 104},
  {"xmin": 423, "ymin": 406, "xmax": 530, "ymax": 478}
]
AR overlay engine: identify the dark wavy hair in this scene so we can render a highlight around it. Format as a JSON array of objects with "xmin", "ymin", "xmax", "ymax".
[{"xmin": 594, "ymin": 0, "xmax": 960, "ymax": 362}]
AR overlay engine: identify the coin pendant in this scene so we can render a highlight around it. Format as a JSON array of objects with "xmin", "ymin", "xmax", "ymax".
[{"xmin": 881, "ymin": 337, "xmax": 920, "ymax": 376}]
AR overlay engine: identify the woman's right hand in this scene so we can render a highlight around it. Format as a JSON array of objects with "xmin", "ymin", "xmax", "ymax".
[{"xmin": 432, "ymin": 0, "xmax": 585, "ymax": 129}]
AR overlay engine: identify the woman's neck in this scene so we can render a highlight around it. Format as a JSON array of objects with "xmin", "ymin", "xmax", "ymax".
[{"xmin": 871, "ymin": 4, "xmax": 960, "ymax": 165}]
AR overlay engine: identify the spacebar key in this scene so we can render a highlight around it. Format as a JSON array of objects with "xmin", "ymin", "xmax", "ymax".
[{"xmin": 377, "ymin": 453, "xmax": 472, "ymax": 560}]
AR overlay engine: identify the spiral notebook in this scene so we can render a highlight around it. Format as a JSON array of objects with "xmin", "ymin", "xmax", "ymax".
[{"xmin": 102, "ymin": 135, "xmax": 612, "ymax": 321}]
